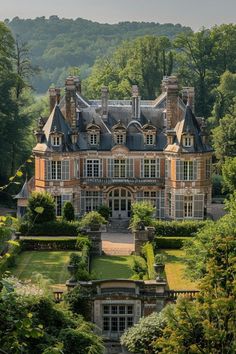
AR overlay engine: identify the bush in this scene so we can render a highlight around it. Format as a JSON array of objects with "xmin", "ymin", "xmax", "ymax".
[
  {"xmin": 97, "ymin": 205, "xmax": 110, "ymax": 220},
  {"xmin": 21, "ymin": 238, "xmax": 77, "ymax": 250},
  {"xmin": 27, "ymin": 191, "xmax": 56, "ymax": 224},
  {"xmin": 19, "ymin": 220, "xmax": 79, "ymax": 236},
  {"xmin": 80, "ymin": 211, "xmax": 106, "ymax": 229},
  {"xmin": 63, "ymin": 201, "xmax": 75, "ymax": 221},
  {"xmin": 130, "ymin": 201, "xmax": 156, "ymax": 231},
  {"xmin": 142, "ymin": 242, "xmax": 156, "ymax": 279},
  {"xmin": 76, "ymin": 236, "xmax": 91, "ymax": 250},
  {"xmin": 65, "ymin": 285, "xmax": 93, "ymax": 321},
  {"xmin": 0, "ymin": 226, "xmax": 12, "ymax": 255},
  {"xmin": 0, "ymin": 241, "xmax": 21, "ymax": 277},
  {"xmin": 131, "ymin": 257, "xmax": 147, "ymax": 279},
  {"xmin": 154, "ymin": 220, "xmax": 207, "ymax": 237},
  {"xmin": 153, "ymin": 237, "xmax": 191, "ymax": 250}
]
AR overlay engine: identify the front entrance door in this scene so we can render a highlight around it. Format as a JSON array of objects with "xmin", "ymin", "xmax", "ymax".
[{"xmin": 109, "ymin": 188, "xmax": 132, "ymax": 219}]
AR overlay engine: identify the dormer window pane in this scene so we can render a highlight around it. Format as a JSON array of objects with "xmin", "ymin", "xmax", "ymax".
[
  {"xmin": 52, "ymin": 136, "xmax": 61, "ymax": 146},
  {"xmin": 90, "ymin": 134, "xmax": 97, "ymax": 145},
  {"xmin": 116, "ymin": 134, "xmax": 124, "ymax": 144},
  {"xmin": 183, "ymin": 136, "xmax": 192, "ymax": 147},
  {"xmin": 146, "ymin": 134, "xmax": 154, "ymax": 145}
]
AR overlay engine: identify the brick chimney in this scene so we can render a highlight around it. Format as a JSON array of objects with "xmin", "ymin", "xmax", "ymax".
[
  {"xmin": 65, "ymin": 76, "xmax": 76, "ymax": 126},
  {"xmin": 163, "ymin": 76, "xmax": 179, "ymax": 129},
  {"xmin": 74, "ymin": 76, "xmax": 81, "ymax": 94},
  {"xmin": 101, "ymin": 86, "xmax": 109, "ymax": 120},
  {"xmin": 182, "ymin": 87, "xmax": 195, "ymax": 113},
  {"xmin": 48, "ymin": 88, "xmax": 57, "ymax": 113},
  {"xmin": 55, "ymin": 88, "xmax": 61, "ymax": 105},
  {"xmin": 131, "ymin": 85, "xmax": 141, "ymax": 120}
]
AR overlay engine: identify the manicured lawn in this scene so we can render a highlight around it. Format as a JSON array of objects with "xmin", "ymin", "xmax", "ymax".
[
  {"xmin": 11, "ymin": 251, "xmax": 80, "ymax": 285},
  {"xmin": 91, "ymin": 255, "xmax": 145, "ymax": 279},
  {"xmin": 158, "ymin": 249, "xmax": 198, "ymax": 290}
]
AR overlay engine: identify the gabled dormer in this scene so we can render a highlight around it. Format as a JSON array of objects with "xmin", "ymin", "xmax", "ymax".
[
  {"xmin": 112, "ymin": 120, "xmax": 127, "ymax": 145},
  {"xmin": 86, "ymin": 120, "xmax": 101, "ymax": 146},
  {"xmin": 50, "ymin": 127, "xmax": 63, "ymax": 147},
  {"xmin": 142, "ymin": 121, "xmax": 157, "ymax": 146}
]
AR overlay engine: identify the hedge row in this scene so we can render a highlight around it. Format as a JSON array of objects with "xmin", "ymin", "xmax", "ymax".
[
  {"xmin": 154, "ymin": 220, "xmax": 207, "ymax": 237},
  {"xmin": 21, "ymin": 238, "xmax": 77, "ymax": 251},
  {"xmin": 153, "ymin": 237, "xmax": 192, "ymax": 250},
  {"xmin": 19, "ymin": 220, "xmax": 80, "ymax": 236},
  {"xmin": 142, "ymin": 242, "xmax": 156, "ymax": 280}
]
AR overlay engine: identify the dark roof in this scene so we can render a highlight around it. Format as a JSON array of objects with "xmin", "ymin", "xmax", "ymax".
[
  {"xmin": 14, "ymin": 179, "xmax": 29, "ymax": 199},
  {"xmin": 175, "ymin": 105, "xmax": 212, "ymax": 153},
  {"xmin": 42, "ymin": 105, "xmax": 77, "ymax": 152}
]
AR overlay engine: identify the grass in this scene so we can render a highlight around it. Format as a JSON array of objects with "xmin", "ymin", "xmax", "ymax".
[
  {"xmin": 91, "ymin": 255, "xmax": 145, "ymax": 279},
  {"xmin": 158, "ymin": 249, "xmax": 198, "ymax": 290},
  {"xmin": 11, "ymin": 251, "xmax": 80, "ymax": 285}
]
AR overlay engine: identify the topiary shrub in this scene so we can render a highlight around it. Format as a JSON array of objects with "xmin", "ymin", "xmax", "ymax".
[
  {"xmin": 80, "ymin": 211, "xmax": 106, "ymax": 230},
  {"xmin": 142, "ymin": 242, "xmax": 156, "ymax": 279},
  {"xmin": 27, "ymin": 191, "xmax": 56, "ymax": 224},
  {"xmin": 19, "ymin": 220, "xmax": 79, "ymax": 236},
  {"xmin": 63, "ymin": 201, "xmax": 75, "ymax": 221},
  {"xmin": 97, "ymin": 205, "xmax": 110, "ymax": 220}
]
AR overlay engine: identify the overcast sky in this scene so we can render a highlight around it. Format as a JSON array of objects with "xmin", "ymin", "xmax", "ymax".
[{"xmin": 0, "ymin": 0, "xmax": 235, "ymax": 30}]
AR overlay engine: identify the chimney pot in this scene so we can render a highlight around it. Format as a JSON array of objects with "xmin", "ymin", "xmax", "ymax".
[{"xmin": 101, "ymin": 86, "xmax": 109, "ymax": 120}]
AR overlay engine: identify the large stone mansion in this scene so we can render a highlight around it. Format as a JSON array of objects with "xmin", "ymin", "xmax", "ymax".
[{"xmin": 17, "ymin": 75, "xmax": 213, "ymax": 220}]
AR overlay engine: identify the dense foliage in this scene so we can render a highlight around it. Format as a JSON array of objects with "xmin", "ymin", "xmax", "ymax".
[
  {"xmin": 154, "ymin": 220, "xmax": 207, "ymax": 236},
  {"xmin": 122, "ymin": 199, "xmax": 236, "ymax": 354},
  {"xmin": 6, "ymin": 17, "xmax": 191, "ymax": 92},
  {"xmin": 130, "ymin": 201, "xmax": 156, "ymax": 231},
  {"xmin": 19, "ymin": 219, "xmax": 79, "ymax": 236},
  {"xmin": 26, "ymin": 191, "xmax": 56, "ymax": 224},
  {"xmin": 62, "ymin": 201, "xmax": 75, "ymax": 222},
  {"xmin": 0, "ymin": 278, "xmax": 104, "ymax": 353}
]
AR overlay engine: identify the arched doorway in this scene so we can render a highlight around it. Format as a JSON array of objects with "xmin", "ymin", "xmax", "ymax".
[{"xmin": 108, "ymin": 188, "xmax": 132, "ymax": 219}]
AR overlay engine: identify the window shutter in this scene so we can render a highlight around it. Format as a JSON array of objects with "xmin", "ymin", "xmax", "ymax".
[
  {"xmin": 127, "ymin": 159, "xmax": 134, "ymax": 177},
  {"xmin": 193, "ymin": 160, "xmax": 197, "ymax": 180},
  {"xmin": 141, "ymin": 159, "xmax": 144, "ymax": 178},
  {"xmin": 175, "ymin": 194, "xmax": 184, "ymax": 218},
  {"xmin": 62, "ymin": 160, "xmax": 69, "ymax": 180},
  {"xmin": 83, "ymin": 159, "xmax": 87, "ymax": 177},
  {"xmin": 165, "ymin": 160, "xmax": 169, "ymax": 178},
  {"xmin": 108, "ymin": 159, "xmax": 113, "ymax": 177},
  {"xmin": 99, "ymin": 159, "xmax": 103, "ymax": 177},
  {"xmin": 156, "ymin": 158, "xmax": 160, "ymax": 178},
  {"xmin": 176, "ymin": 160, "xmax": 181, "ymax": 180},
  {"xmin": 45, "ymin": 160, "xmax": 51, "ymax": 180},
  {"xmin": 194, "ymin": 194, "xmax": 204, "ymax": 218}
]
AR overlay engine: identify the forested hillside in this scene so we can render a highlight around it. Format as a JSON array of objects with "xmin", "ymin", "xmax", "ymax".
[{"xmin": 6, "ymin": 16, "xmax": 191, "ymax": 92}]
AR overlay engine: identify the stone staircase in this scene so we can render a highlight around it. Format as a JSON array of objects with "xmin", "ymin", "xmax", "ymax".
[{"xmin": 107, "ymin": 219, "xmax": 130, "ymax": 233}]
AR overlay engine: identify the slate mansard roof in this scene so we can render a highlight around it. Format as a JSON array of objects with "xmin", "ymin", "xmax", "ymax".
[{"xmin": 33, "ymin": 87, "xmax": 212, "ymax": 154}]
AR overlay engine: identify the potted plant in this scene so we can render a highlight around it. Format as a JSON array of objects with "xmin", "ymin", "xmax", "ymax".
[
  {"xmin": 80, "ymin": 211, "xmax": 106, "ymax": 231},
  {"xmin": 154, "ymin": 254, "xmax": 167, "ymax": 281}
]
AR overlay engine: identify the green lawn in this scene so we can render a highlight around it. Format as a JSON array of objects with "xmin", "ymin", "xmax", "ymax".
[
  {"xmin": 158, "ymin": 249, "xmax": 198, "ymax": 290},
  {"xmin": 11, "ymin": 251, "xmax": 80, "ymax": 285},
  {"xmin": 91, "ymin": 255, "xmax": 144, "ymax": 279}
]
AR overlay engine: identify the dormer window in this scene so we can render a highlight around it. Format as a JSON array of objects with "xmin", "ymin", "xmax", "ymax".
[
  {"xmin": 183, "ymin": 135, "xmax": 193, "ymax": 147},
  {"xmin": 86, "ymin": 120, "xmax": 101, "ymax": 147},
  {"xmin": 90, "ymin": 133, "xmax": 98, "ymax": 145},
  {"xmin": 146, "ymin": 134, "xmax": 154, "ymax": 145},
  {"xmin": 51, "ymin": 134, "xmax": 62, "ymax": 146},
  {"xmin": 112, "ymin": 120, "xmax": 127, "ymax": 146}
]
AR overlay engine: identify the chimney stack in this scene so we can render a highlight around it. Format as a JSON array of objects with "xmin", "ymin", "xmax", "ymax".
[
  {"xmin": 163, "ymin": 76, "xmax": 179, "ymax": 129},
  {"xmin": 74, "ymin": 76, "xmax": 81, "ymax": 94},
  {"xmin": 55, "ymin": 88, "xmax": 61, "ymax": 105},
  {"xmin": 182, "ymin": 87, "xmax": 195, "ymax": 113},
  {"xmin": 131, "ymin": 85, "xmax": 141, "ymax": 120},
  {"xmin": 48, "ymin": 88, "xmax": 57, "ymax": 113},
  {"xmin": 101, "ymin": 86, "xmax": 109, "ymax": 120},
  {"xmin": 65, "ymin": 76, "xmax": 76, "ymax": 126}
]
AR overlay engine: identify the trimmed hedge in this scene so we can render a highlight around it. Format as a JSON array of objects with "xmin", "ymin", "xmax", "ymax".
[
  {"xmin": 19, "ymin": 220, "xmax": 79, "ymax": 236},
  {"xmin": 21, "ymin": 238, "xmax": 77, "ymax": 251},
  {"xmin": 142, "ymin": 242, "xmax": 155, "ymax": 279},
  {"xmin": 153, "ymin": 237, "xmax": 192, "ymax": 250},
  {"xmin": 154, "ymin": 220, "xmax": 207, "ymax": 237}
]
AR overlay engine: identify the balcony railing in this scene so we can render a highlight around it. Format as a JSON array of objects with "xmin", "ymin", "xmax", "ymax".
[
  {"xmin": 166, "ymin": 290, "xmax": 199, "ymax": 300},
  {"xmin": 80, "ymin": 177, "xmax": 165, "ymax": 186}
]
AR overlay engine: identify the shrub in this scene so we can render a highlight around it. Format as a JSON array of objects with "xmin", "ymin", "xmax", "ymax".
[
  {"xmin": 97, "ymin": 204, "xmax": 110, "ymax": 220},
  {"xmin": 19, "ymin": 220, "xmax": 79, "ymax": 236},
  {"xmin": 76, "ymin": 236, "xmax": 91, "ymax": 250},
  {"xmin": 154, "ymin": 220, "xmax": 207, "ymax": 237},
  {"xmin": 131, "ymin": 257, "xmax": 147, "ymax": 279},
  {"xmin": 0, "ymin": 241, "xmax": 21, "ymax": 277},
  {"xmin": 27, "ymin": 191, "xmax": 56, "ymax": 224},
  {"xmin": 0, "ymin": 226, "xmax": 12, "ymax": 255},
  {"xmin": 153, "ymin": 237, "xmax": 191, "ymax": 250},
  {"xmin": 65, "ymin": 285, "xmax": 93, "ymax": 321},
  {"xmin": 63, "ymin": 201, "xmax": 75, "ymax": 221},
  {"xmin": 130, "ymin": 201, "xmax": 155, "ymax": 231},
  {"xmin": 80, "ymin": 211, "xmax": 106, "ymax": 229},
  {"xmin": 21, "ymin": 238, "xmax": 77, "ymax": 250},
  {"xmin": 142, "ymin": 242, "xmax": 156, "ymax": 279}
]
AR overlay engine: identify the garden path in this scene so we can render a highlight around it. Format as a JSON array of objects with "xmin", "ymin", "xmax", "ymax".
[{"xmin": 101, "ymin": 232, "xmax": 134, "ymax": 255}]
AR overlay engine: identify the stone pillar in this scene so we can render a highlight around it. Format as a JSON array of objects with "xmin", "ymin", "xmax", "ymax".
[{"xmin": 87, "ymin": 230, "xmax": 102, "ymax": 256}]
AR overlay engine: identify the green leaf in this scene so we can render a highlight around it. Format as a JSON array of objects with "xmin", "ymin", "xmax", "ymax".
[
  {"xmin": 27, "ymin": 159, "xmax": 32, "ymax": 163},
  {"xmin": 9, "ymin": 176, "xmax": 14, "ymax": 181},
  {"xmin": 34, "ymin": 206, "xmax": 44, "ymax": 214},
  {"xmin": 16, "ymin": 171, "xmax": 23, "ymax": 177}
]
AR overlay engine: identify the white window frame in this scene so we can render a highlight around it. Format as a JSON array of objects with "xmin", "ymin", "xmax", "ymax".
[
  {"xmin": 183, "ymin": 136, "xmax": 192, "ymax": 147},
  {"xmin": 184, "ymin": 195, "xmax": 193, "ymax": 218},
  {"xmin": 85, "ymin": 159, "xmax": 100, "ymax": 177},
  {"xmin": 46, "ymin": 160, "xmax": 70, "ymax": 180},
  {"xmin": 116, "ymin": 134, "xmax": 125, "ymax": 145},
  {"xmin": 102, "ymin": 304, "xmax": 134, "ymax": 334},
  {"xmin": 114, "ymin": 159, "xmax": 126, "ymax": 178},
  {"xmin": 146, "ymin": 134, "xmax": 154, "ymax": 145},
  {"xmin": 90, "ymin": 133, "xmax": 98, "ymax": 145},
  {"xmin": 51, "ymin": 135, "xmax": 61, "ymax": 146},
  {"xmin": 176, "ymin": 160, "xmax": 197, "ymax": 181},
  {"xmin": 141, "ymin": 159, "xmax": 160, "ymax": 178}
]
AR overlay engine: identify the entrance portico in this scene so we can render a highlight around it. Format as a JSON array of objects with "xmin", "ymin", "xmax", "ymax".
[{"xmin": 108, "ymin": 188, "xmax": 132, "ymax": 219}]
